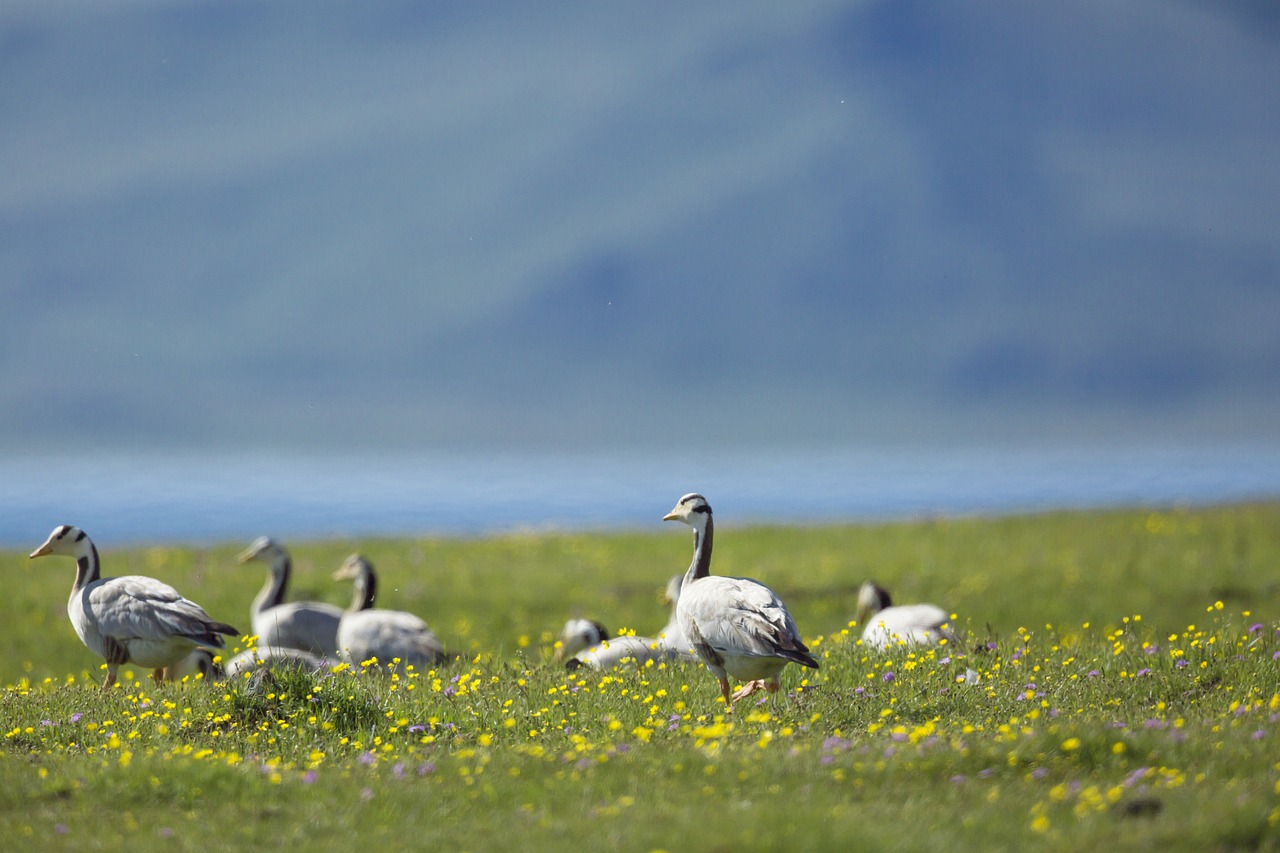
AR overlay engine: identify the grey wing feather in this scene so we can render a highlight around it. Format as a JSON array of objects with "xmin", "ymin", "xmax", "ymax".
[{"xmin": 89, "ymin": 576, "xmax": 236, "ymax": 647}]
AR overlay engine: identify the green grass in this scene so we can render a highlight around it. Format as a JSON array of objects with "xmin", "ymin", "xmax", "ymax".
[{"xmin": 3, "ymin": 503, "xmax": 1280, "ymax": 851}]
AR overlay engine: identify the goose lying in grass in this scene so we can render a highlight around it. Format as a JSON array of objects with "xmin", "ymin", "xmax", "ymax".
[
  {"xmin": 30, "ymin": 525, "xmax": 239, "ymax": 689},
  {"xmin": 167, "ymin": 645, "xmax": 328, "ymax": 681},
  {"xmin": 238, "ymin": 536, "xmax": 342, "ymax": 656},
  {"xmin": 663, "ymin": 494, "xmax": 818, "ymax": 708},
  {"xmin": 556, "ymin": 618, "xmax": 696, "ymax": 670},
  {"xmin": 856, "ymin": 580, "xmax": 955, "ymax": 650},
  {"xmin": 332, "ymin": 554, "xmax": 447, "ymax": 670},
  {"xmin": 556, "ymin": 574, "xmax": 699, "ymax": 669}
]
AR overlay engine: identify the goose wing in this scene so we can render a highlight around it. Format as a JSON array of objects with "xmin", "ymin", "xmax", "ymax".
[
  {"xmin": 254, "ymin": 601, "xmax": 343, "ymax": 655},
  {"xmin": 685, "ymin": 577, "xmax": 816, "ymax": 666},
  {"xmin": 576, "ymin": 635, "xmax": 662, "ymax": 669},
  {"xmin": 339, "ymin": 610, "xmax": 445, "ymax": 665},
  {"xmin": 81, "ymin": 576, "xmax": 236, "ymax": 648},
  {"xmin": 861, "ymin": 603, "xmax": 953, "ymax": 649}
]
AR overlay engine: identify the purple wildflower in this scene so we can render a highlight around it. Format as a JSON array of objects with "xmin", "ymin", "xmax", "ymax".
[
  {"xmin": 1135, "ymin": 668, "xmax": 1151, "ymax": 678},
  {"xmin": 949, "ymin": 775, "xmax": 966, "ymax": 784},
  {"xmin": 360, "ymin": 787, "xmax": 374, "ymax": 801},
  {"xmin": 358, "ymin": 751, "xmax": 376, "ymax": 766},
  {"xmin": 69, "ymin": 713, "xmax": 82, "ymax": 724},
  {"xmin": 303, "ymin": 771, "xmax": 318, "ymax": 784},
  {"xmin": 408, "ymin": 724, "xmax": 426, "ymax": 734},
  {"xmin": 883, "ymin": 671, "xmax": 895, "ymax": 683},
  {"xmin": 1087, "ymin": 670, "xmax": 1101, "ymax": 678},
  {"xmin": 54, "ymin": 824, "xmax": 69, "ymax": 835},
  {"xmin": 418, "ymin": 762, "xmax": 436, "ymax": 776},
  {"xmin": 1123, "ymin": 767, "xmax": 1148, "ymax": 788}
]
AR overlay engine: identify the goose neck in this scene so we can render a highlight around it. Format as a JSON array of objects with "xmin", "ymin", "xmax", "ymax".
[
  {"xmin": 253, "ymin": 557, "xmax": 290, "ymax": 615},
  {"xmin": 72, "ymin": 542, "xmax": 101, "ymax": 591},
  {"xmin": 684, "ymin": 518, "xmax": 714, "ymax": 583},
  {"xmin": 348, "ymin": 565, "xmax": 377, "ymax": 613}
]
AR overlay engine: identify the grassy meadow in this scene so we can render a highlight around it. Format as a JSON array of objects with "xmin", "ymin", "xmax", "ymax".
[{"xmin": 3, "ymin": 503, "xmax": 1280, "ymax": 851}]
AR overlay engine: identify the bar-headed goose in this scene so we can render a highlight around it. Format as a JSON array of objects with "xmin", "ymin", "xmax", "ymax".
[
  {"xmin": 856, "ymin": 581, "xmax": 956, "ymax": 650},
  {"xmin": 30, "ymin": 525, "xmax": 239, "ymax": 689},
  {"xmin": 657, "ymin": 573, "xmax": 696, "ymax": 658},
  {"xmin": 332, "ymin": 554, "xmax": 446, "ymax": 669},
  {"xmin": 238, "ymin": 537, "xmax": 343, "ymax": 656},
  {"xmin": 663, "ymin": 494, "xmax": 818, "ymax": 708},
  {"xmin": 164, "ymin": 646, "xmax": 329, "ymax": 681},
  {"xmin": 555, "ymin": 617, "xmax": 693, "ymax": 670}
]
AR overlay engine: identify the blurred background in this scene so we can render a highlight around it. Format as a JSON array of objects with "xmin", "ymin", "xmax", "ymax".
[{"xmin": 2, "ymin": 0, "xmax": 1278, "ymax": 544}]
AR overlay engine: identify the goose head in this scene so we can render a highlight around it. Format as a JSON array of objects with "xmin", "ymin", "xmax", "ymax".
[
  {"xmin": 856, "ymin": 581, "xmax": 893, "ymax": 626},
  {"xmin": 662, "ymin": 493, "xmax": 711, "ymax": 530},
  {"xmin": 555, "ymin": 618, "xmax": 608, "ymax": 663},
  {"xmin": 332, "ymin": 554, "xmax": 372, "ymax": 584},
  {"xmin": 29, "ymin": 524, "xmax": 91, "ymax": 560},
  {"xmin": 238, "ymin": 536, "xmax": 288, "ymax": 574}
]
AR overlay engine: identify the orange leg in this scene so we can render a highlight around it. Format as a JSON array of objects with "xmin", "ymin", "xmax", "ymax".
[{"xmin": 717, "ymin": 677, "xmax": 735, "ymax": 711}]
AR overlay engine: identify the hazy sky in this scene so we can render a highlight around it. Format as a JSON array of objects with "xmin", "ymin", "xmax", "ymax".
[{"xmin": 3, "ymin": 0, "xmax": 1277, "ymax": 455}]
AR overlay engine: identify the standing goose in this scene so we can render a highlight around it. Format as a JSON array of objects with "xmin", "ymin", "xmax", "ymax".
[
  {"xmin": 238, "ymin": 537, "xmax": 343, "ymax": 656},
  {"xmin": 332, "ymin": 554, "xmax": 447, "ymax": 669},
  {"xmin": 663, "ymin": 494, "xmax": 818, "ymax": 708},
  {"xmin": 856, "ymin": 581, "xmax": 955, "ymax": 650},
  {"xmin": 30, "ymin": 525, "xmax": 239, "ymax": 689}
]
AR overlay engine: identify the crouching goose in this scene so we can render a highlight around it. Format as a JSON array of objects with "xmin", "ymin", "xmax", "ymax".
[
  {"xmin": 555, "ymin": 574, "xmax": 700, "ymax": 670},
  {"xmin": 238, "ymin": 536, "xmax": 343, "ymax": 656},
  {"xmin": 166, "ymin": 645, "xmax": 329, "ymax": 681},
  {"xmin": 856, "ymin": 581, "xmax": 955, "ymax": 650},
  {"xmin": 332, "ymin": 554, "xmax": 447, "ymax": 669},
  {"xmin": 663, "ymin": 494, "xmax": 818, "ymax": 708},
  {"xmin": 30, "ymin": 525, "xmax": 239, "ymax": 689}
]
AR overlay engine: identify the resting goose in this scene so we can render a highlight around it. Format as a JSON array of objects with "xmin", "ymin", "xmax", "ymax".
[
  {"xmin": 30, "ymin": 525, "xmax": 239, "ymax": 689},
  {"xmin": 238, "ymin": 537, "xmax": 343, "ymax": 656},
  {"xmin": 332, "ymin": 554, "xmax": 447, "ymax": 669},
  {"xmin": 556, "ymin": 618, "xmax": 655, "ymax": 669},
  {"xmin": 164, "ymin": 645, "xmax": 329, "ymax": 682},
  {"xmin": 663, "ymin": 494, "xmax": 818, "ymax": 708},
  {"xmin": 555, "ymin": 574, "xmax": 699, "ymax": 670},
  {"xmin": 856, "ymin": 581, "xmax": 955, "ymax": 650},
  {"xmin": 657, "ymin": 573, "xmax": 696, "ymax": 658}
]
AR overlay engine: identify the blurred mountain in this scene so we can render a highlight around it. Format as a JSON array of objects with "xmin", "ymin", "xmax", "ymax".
[{"xmin": 1, "ymin": 0, "xmax": 1277, "ymax": 453}]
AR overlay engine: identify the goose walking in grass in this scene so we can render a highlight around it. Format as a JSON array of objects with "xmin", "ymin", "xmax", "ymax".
[
  {"xmin": 332, "ymin": 554, "xmax": 447, "ymax": 669},
  {"xmin": 238, "ymin": 536, "xmax": 343, "ymax": 656},
  {"xmin": 30, "ymin": 525, "xmax": 239, "ymax": 690},
  {"xmin": 856, "ymin": 581, "xmax": 956, "ymax": 650},
  {"xmin": 663, "ymin": 494, "xmax": 818, "ymax": 708}
]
